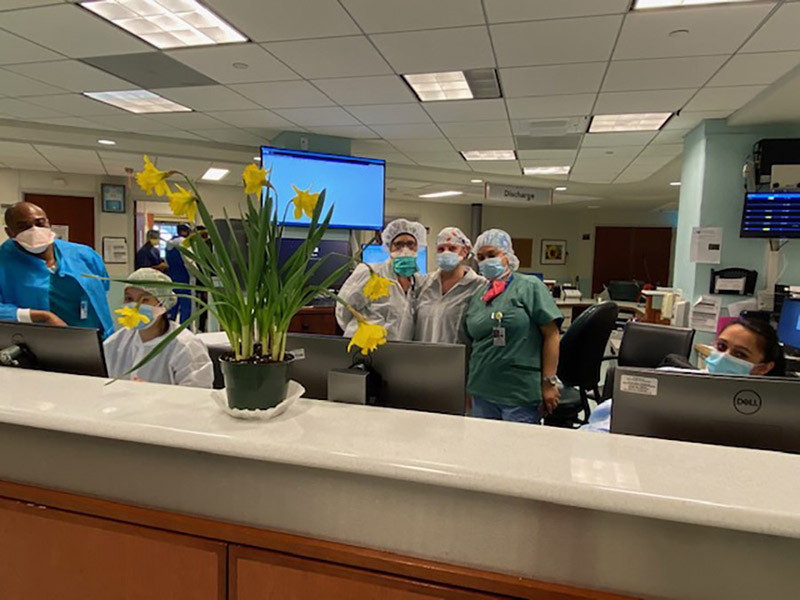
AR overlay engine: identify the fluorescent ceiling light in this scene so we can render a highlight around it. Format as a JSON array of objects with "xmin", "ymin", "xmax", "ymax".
[
  {"xmin": 461, "ymin": 150, "xmax": 516, "ymax": 161},
  {"xmin": 404, "ymin": 71, "xmax": 472, "ymax": 102},
  {"xmin": 470, "ymin": 179, "xmax": 483, "ymax": 183},
  {"xmin": 80, "ymin": 0, "xmax": 247, "ymax": 49},
  {"xmin": 633, "ymin": 0, "xmax": 756, "ymax": 9},
  {"xmin": 555, "ymin": 186, "xmax": 568, "ymax": 191},
  {"xmin": 670, "ymin": 181, "xmax": 682, "ymax": 186},
  {"xmin": 523, "ymin": 166, "xmax": 571, "ymax": 175},
  {"xmin": 589, "ymin": 113, "xmax": 672, "ymax": 133},
  {"xmin": 419, "ymin": 190, "xmax": 463, "ymax": 199},
  {"xmin": 97, "ymin": 139, "xmax": 116, "ymax": 145},
  {"xmin": 253, "ymin": 156, "xmax": 261, "ymax": 161},
  {"xmin": 84, "ymin": 90, "xmax": 191, "ymax": 114},
  {"xmin": 201, "ymin": 167, "xmax": 230, "ymax": 181}
]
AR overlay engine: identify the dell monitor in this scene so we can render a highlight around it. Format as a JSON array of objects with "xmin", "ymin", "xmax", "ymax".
[
  {"xmin": 362, "ymin": 244, "xmax": 428, "ymax": 275},
  {"xmin": 741, "ymin": 192, "xmax": 800, "ymax": 238},
  {"xmin": 778, "ymin": 298, "xmax": 800, "ymax": 354},
  {"xmin": 0, "ymin": 321, "xmax": 107, "ymax": 378}
]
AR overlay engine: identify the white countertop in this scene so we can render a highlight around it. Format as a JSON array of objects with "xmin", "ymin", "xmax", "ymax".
[{"xmin": 2, "ymin": 366, "xmax": 800, "ymax": 540}]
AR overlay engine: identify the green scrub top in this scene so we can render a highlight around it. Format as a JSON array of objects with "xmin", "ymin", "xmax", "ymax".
[{"xmin": 464, "ymin": 274, "xmax": 562, "ymax": 407}]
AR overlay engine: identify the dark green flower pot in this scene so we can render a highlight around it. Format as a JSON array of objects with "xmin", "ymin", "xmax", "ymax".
[{"xmin": 220, "ymin": 354, "xmax": 295, "ymax": 411}]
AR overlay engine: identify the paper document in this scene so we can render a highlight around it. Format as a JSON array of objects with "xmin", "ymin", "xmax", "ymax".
[
  {"xmin": 727, "ymin": 298, "xmax": 758, "ymax": 318},
  {"xmin": 690, "ymin": 227, "xmax": 722, "ymax": 264},
  {"xmin": 715, "ymin": 277, "xmax": 746, "ymax": 294},
  {"xmin": 690, "ymin": 295, "xmax": 721, "ymax": 333}
]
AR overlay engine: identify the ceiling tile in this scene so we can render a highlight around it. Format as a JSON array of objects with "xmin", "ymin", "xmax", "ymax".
[
  {"xmin": 639, "ymin": 144, "xmax": 683, "ymax": 158},
  {"xmin": 31, "ymin": 116, "xmax": 100, "ymax": 129},
  {"xmin": 485, "ymin": 0, "xmax": 630, "ymax": 22},
  {"xmin": 312, "ymin": 75, "xmax": 415, "ymax": 106},
  {"xmin": 517, "ymin": 149, "xmax": 578, "ymax": 161},
  {"xmin": 371, "ymin": 27, "xmax": 495, "ymax": 73},
  {"xmin": 593, "ymin": 89, "xmax": 694, "ymax": 113},
  {"xmin": 448, "ymin": 137, "xmax": 515, "ymax": 151},
  {"xmin": 204, "ymin": 109, "xmax": 294, "ymax": 129},
  {"xmin": 146, "ymin": 113, "xmax": 230, "ymax": 130},
  {"xmin": 473, "ymin": 162, "xmax": 523, "ymax": 175},
  {"xmin": 84, "ymin": 114, "xmax": 177, "ymax": 132},
  {"xmin": 166, "ymin": 44, "xmax": 299, "ymax": 85},
  {"xmin": 34, "ymin": 145, "xmax": 104, "ymax": 174},
  {"xmin": 0, "ymin": 98, "xmax": 65, "ymax": 119},
  {"xmin": 0, "ymin": 68, "xmax": 66, "ymax": 96},
  {"xmin": 273, "ymin": 106, "xmax": 360, "ymax": 127},
  {"xmin": 506, "ymin": 94, "xmax": 596, "ymax": 119},
  {"xmin": 577, "ymin": 146, "xmax": 643, "ymax": 161},
  {"xmin": 424, "ymin": 99, "xmax": 507, "ymax": 123},
  {"xmin": 583, "ymin": 132, "xmax": 657, "ymax": 147},
  {"xmin": 0, "ymin": 30, "xmax": 61, "ymax": 65},
  {"xmin": 662, "ymin": 109, "xmax": 732, "ymax": 130},
  {"xmin": 193, "ymin": 128, "xmax": 265, "ymax": 145},
  {"xmin": 500, "ymin": 63, "xmax": 606, "ymax": 98},
  {"xmin": 491, "ymin": 16, "xmax": 622, "ymax": 67},
  {"xmin": 346, "ymin": 103, "xmax": 431, "ymax": 125},
  {"xmin": 743, "ymin": 3, "xmax": 800, "ymax": 53},
  {"xmin": 204, "ymin": 0, "xmax": 360, "ymax": 42},
  {"xmin": 570, "ymin": 167, "xmax": 620, "ymax": 184},
  {"xmin": 439, "ymin": 120, "xmax": 512, "ymax": 138},
  {"xmin": 341, "ymin": 0, "xmax": 485, "ymax": 32},
  {"xmin": 602, "ymin": 56, "xmax": 727, "ymax": 92},
  {"xmin": 651, "ymin": 129, "xmax": 689, "ymax": 145},
  {"xmin": 26, "ymin": 93, "xmax": 127, "ymax": 116},
  {"xmin": 708, "ymin": 52, "xmax": 800, "ymax": 87},
  {"xmin": 384, "ymin": 137, "xmax": 451, "ymax": 151},
  {"xmin": 0, "ymin": 4, "xmax": 151, "ymax": 58},
  {"xmin": 152, "ymin": 85, "xmax": 260, "ymax": 111},
  {"xmin": 229, "ymin": 81, "xmax": 334, "ymax": 108},
  {"xmin": 0, "ymin": 140, "xmax": 45, "ymax": 161},
  {"xmin": 614, "ymin": 4, "xmax": 777, "ymax": 60},
  {"xmin": 5, "ymin": 60, "xmax": 138, "ymax": 93},
  {"xmin": 0, "ymin": 0, "xmax": 59, "ymax": 8},
  {"xmin": 308, "ymin": 125, "xmax": 379, "ymax": 139},
  {"xmin": 683, "ymin": 85, "xmax": 766, "ymax": 111},
  {"xmin": 264, "ymin": 36, "xmax": 391, "ymax": 79}
]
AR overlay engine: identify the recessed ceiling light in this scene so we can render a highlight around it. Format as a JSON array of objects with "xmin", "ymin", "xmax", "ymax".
[
  {"xmin": 419, "ymin": 190, "xmax": 464, "ymax": 199},
  {"xmin": 461, "ymin": 150, "xmax": 517, "ymax": 161},
  {"xmin": 470, "ymin": 179, "xmax": 483, "ymax": 183},
  {"xmin": 555, "ymin": 186, "xmax": 568, "ymax": 191},
  {"xmin": 80, "ymin": 0, "xmax": 247, "ymax": 49},
  {"xmin": 589, "ymin": 113, "xmax": 672, "ymax": 133},
  {"xmin": 523, "ymin": 166, "xmax": 571, "ymax": 175},
  {"xmin": 633, "ymin": 0, "xmax": 756, "ymax": 9},
  {"xmin": 253, "ymin": 156, "xmax": 261, "ymax": 161},
  {"xmin": 201, "ymin": 167, "xmax": 230, "ymax": 181},
  {"xmin": 97, "ymin": 139, "xmax": 116, "ymax": 145},
  {"xmin": 84, "ymin": 90, "xmax": 191, "ymax": 114},
  {"xmin": 404, "ymin": 71, "xmax": 472, "ymax": 102},
  {"xmin": 670, "ymin": 181, "xmax": 682, "ymax": 187}
]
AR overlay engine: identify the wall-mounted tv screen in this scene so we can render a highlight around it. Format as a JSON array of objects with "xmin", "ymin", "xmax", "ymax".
[
  {"xmin": 261, "ymin": 146, "xmax": 385, "ymax": 231},
  {"xmin": 741, "ymin": 192, "xmax": 800, "ymax": 238},
  {"xmin": 362, "ymin": 244, "xmax": 427, "ymax": 275}
]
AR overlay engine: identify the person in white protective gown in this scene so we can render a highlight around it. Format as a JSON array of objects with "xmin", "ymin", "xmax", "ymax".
[
  {"xmin": 104, "ymin": 268, "xmax": 214, "ymax": 388},
  {"xmin": 414, "ymin": 227, "xmax": 485, "ymax": 344},
  {"xmin": 336, "ymin": 218, "xmax": 426, "ymax": 341}
]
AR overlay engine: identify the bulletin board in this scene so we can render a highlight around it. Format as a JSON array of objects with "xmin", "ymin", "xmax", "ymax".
[{"xmin": 510, "ymin": 237, "xmax": 533, "ymax": 269}]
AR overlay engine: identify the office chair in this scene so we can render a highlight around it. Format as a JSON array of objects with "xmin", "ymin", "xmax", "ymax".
[
  {"xmin": 600, "ymin": 322, "xmax": 696, "ymax": 401},
  {"xmin": 606, "ymin": 280, "xmax": 643, "ymax": 303},
  {"xmin": 544, "ymin": 302, "xmax": 619, "ymax": 428}
]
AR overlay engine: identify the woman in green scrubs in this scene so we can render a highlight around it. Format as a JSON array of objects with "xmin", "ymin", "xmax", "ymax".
[{"xmin": 464, "ymin": 229, "xmax": 562, "ymax": 424}]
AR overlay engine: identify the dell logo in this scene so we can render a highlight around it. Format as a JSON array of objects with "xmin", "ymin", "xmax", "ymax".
[{"xmin": 733, "ymin": 390, "xmax": 762, "ymax": 415}]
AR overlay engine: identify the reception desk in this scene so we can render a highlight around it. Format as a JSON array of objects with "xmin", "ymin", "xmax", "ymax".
[{"xmin": 1, "ymin": 367, "xmax": 800, "ymax": 599}]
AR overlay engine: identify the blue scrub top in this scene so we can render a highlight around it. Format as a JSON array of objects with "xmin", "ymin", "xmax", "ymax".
[{"xmin": 135, "ymin": 242, "xmax": 162, "ymax": 270}]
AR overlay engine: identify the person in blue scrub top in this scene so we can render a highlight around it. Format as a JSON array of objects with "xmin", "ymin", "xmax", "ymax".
[
  {"xmin": 166, "ymin": 223, "xmax": 193, "ymax": 324},
  {"xmin": 0, "ymin": 202, "xmax": 113, "ymax": 339},
  {"xmin": 464, "ymin": 229, "xmax": 563, "ymax": 424},
  {"xmin": 134, "ymin": 229, "xmax": 168, "ymax": 272}
]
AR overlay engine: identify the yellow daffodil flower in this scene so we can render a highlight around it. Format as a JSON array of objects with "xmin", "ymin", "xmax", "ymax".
[
  {"xmin": 363, "ymin": 270, "xmax": 393, "ymax": 301},
  {"xmin": 347, "ymin": 320, "xmax": 387, "ymax": 356},
  {"xmin": 291, "ymin": 184, "xmax": 321, "ymax": 220},
  {"xmin": 242, "ymin": 163, "xmax": 271, "ymax": 195},
  {"xmin": 115, "ymin": 305, "xmax": 151, "ymax": 330},
  {"xmin": 135, "ymin": 155, "xmax": 170, "ymax": 197},
  {"xmin": 168, "ymin": 184, "xmax": 198, "ymax": 222}
]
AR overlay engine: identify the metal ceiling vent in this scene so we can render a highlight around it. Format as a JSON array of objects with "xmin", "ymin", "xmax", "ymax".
[
  {"xmin": 515, "ymin": 117, "xmax": 587, "ymax": 150},
  {"xmin": 463, "ymin": 68, "xmax": 502, "ymax": 99}
]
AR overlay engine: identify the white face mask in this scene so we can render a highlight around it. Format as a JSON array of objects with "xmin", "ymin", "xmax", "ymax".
[{"xmin": 15, "ymin": 226, "xmax": 56, "ymax": 254}]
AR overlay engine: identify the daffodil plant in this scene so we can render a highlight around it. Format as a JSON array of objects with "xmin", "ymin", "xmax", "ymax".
[{"xmin": 120, "ymin": 155, "xmax": 391, "ymax": 371}]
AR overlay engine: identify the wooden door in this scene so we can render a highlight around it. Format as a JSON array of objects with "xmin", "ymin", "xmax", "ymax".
[
  {"xmin": 592, "ymin": 226, "xmax": 673, "ymax": 294},
  {"xmin": 0, "ymin": 497, "xmax": 225, "ymax": 600},
  {"xmin": 24, "ymin": 193, "xmax": 95, "ymax": 248}
]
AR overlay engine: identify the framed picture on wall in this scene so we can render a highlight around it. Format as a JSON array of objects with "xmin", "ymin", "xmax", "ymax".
[
  {"xmin": 102, "ymin": 236, "xmax": 128, "ymax": 264},
  {"xmin": 540, "ymin": 239, "xmax": 567, "ymax": 265},
  {"xmin": 101, "ymin": 183, "xmax": 126, "ymax": 214}
]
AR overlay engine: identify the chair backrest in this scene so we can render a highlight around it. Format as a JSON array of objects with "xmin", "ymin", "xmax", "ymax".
[
  {"xmin": 558, "ymin": 302, "xmax": 619, "ymax": 388},
  {"xmin": 617, "ymin": 322, "xmax": 696, "ymax": 368},
  {"xmin": 606, "ymin": 280, "xmax": 642, "ymax": 302}
]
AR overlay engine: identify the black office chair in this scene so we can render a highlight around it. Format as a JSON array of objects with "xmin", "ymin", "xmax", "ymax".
[
  {"xmin": 544, "ymin": 302, "xmax": 619, "ymax": 428},
  {"xmin": 601, "ymin": 322, "xmax": 696, "ymax": 401}
]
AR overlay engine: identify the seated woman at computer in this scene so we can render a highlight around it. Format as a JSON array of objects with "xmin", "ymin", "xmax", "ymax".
[
  {"xmin": 0, "ymin": 202, "xmax": 113, "ymax": 338},
  {"xmin": 336, "ymin": 218, "xmax": 426, "ymax": 341},
  {"xmin": 583, "ymin": 318, "xmax": 786, "ymax": 433},
  {"xmin": 104, "ymin": 268, "xmax": 213, "ymax": 388}
]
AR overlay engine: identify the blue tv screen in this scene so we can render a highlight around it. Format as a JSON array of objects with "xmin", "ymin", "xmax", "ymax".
[
  {"xmin": 362, "ymin": 244, "xmax": 427, "ymax": 275},
  {"xmin": 261, "ymin": 146, "xmax": 385, "ymax": 230}
]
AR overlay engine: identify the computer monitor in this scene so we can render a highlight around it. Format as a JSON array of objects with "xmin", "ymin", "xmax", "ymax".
[
  {"xmin": 611, "ymin": 367, "xmax": 800, "ymax": 453},
  {"xmin": 278, "ymin": 238, "xmax": 353, "ymax": 290},
  {"xmin": 777, "ymin": 298, "xmax": 800, "ymax": 353},
  {"xmin": 0, "ymin": 321, "xmax": 107, "ymax": 378},
  {"xmin": 361, "ymin": 244, "xmax": 428, "ymax": 275}
]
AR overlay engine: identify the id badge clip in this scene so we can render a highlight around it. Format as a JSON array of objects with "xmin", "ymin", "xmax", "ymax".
[{"xmin": 491, "ymin": 311, "xmax": 506, "ymax": 347}]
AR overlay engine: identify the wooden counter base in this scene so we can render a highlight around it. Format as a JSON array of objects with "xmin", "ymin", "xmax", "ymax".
[{"xmin": 0, "ymin": 479, "xmax": 631, "ymax": 600}]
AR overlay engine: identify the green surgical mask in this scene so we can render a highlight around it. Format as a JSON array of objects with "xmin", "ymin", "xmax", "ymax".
[{"xmin": 392, "ymin": 255, "xmax": 418, "ymax": 277}]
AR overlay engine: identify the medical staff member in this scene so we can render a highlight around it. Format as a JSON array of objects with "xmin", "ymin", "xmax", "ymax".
[
  {"xmin": 0, "ymin": 202, "xmax": 113, "ymax": 338},
  {"xmin": 134, "ymin": 229, "xmax": 168, "ymax": 272},
  {"xmin": 104, "ymin": 268, "xmax": 213, "ymax": 388},
  {"xmin": 166, "ymin": 223, "xmax": 193, "ymax": 324},
  {"xmin": 414, "ymin": 227, "xmax": 485, "ymax": 344},
  {"xmin": 337, "ymin": 218, "xmax": 426, "ymax": 341},
  {"xmin": 464, "ymin": 229, "xmax": 562, "ymax": 423}
]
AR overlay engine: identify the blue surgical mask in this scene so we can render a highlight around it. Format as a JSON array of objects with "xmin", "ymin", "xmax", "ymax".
[
  {"xmin": 124, "ymin": 302, "xmax": 160, "ymax": 331},
  {"xmin": 479, "ymin": 257, "xmax": 506, "ymax": 280},
  {"xmin": 392, "ymin": 255, "xmax": 418, "ymax": 277},
  {"xmin": 705, "ymin": 350, "xmax": 755, "ymax": 376},
  {"xmin": 436, "ymin": 251, "xmax": 461, "ymax": 272}
]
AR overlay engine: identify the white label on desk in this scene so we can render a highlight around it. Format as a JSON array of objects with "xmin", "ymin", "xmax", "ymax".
[
  {"xmin": 289, "ymin": 348, "xmax": 306, "ymax": 360},
  {"xmin": 620, "ymin": 375, "xmax": 658, "ymax": 396}
]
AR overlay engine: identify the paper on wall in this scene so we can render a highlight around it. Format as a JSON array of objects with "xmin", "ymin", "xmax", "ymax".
[
  {"xmin": 690, "ymin": 295, "xmax": 721, "ymax": 333},
  {"xmin": 690, "ymin": 227, "xmax": 722, "ymax": 264},
  {"xmin": 715, "ymin": 277, "xmax": 746, "ymax": 294},
  {"xmin": 727, "ymin": 298, "xmax": 758, "ymax": 318}
]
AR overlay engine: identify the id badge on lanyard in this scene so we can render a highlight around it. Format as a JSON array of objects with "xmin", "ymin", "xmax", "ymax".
[
  {"xmin": 80, "ymin": 299, "xmax": 89, "ymax": 321},
  {"xmin": 491, "ymin": 311, "xmax": 506, "ymax": 347}
]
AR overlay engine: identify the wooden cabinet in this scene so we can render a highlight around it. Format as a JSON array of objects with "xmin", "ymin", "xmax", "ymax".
[{"xmin": 288, "ymin": 306, "xmax": 341, "ymax": 335}]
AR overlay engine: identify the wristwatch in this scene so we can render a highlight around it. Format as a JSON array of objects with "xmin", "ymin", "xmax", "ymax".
[{"xmin": 542, "ymin": 375, "xmax": 559, "ymax": 387}]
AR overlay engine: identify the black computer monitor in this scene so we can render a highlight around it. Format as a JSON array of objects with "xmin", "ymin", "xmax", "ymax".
[
  {"xmin": 778, "ymin": 298, "xmax": 800, "ymax": 354},
  {"xmin": 0, "ymin": 321, "xmax": 107, "ymax": 378},
  {"xmin": 278, "ymin": 238, "xmax": 353, "ymax": 290}
]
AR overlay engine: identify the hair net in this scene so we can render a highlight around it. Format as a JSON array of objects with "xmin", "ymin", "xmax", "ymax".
[
  {"xmin": 475, "ymin": 228, "xmax": 520, "ymax": 272},
  {"xmin": 127, "ymin": 268, "xmax": 177, "ymax": 310},
  {"xmin": 381, "ymin": 218, "xmax": 427, "ymax": 251},
  {"xmin": 436, "ymin": 226, "xmax": 472, "ymax": 251}
]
